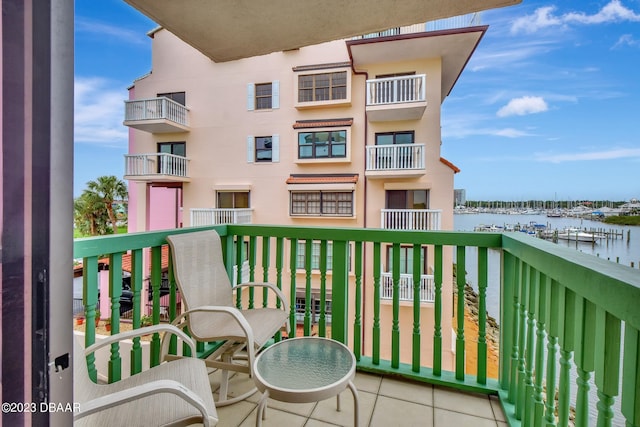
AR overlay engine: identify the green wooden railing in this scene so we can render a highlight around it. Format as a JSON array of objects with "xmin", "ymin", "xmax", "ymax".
[{"xmin": 73, "ymin": 224, "xmax": 640, "ymax": 427}]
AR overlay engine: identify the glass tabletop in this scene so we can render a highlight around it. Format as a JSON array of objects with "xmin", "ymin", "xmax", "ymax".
[{"xmin": 255, "ymin": 337, "xmax": 355, "ymax": 391}]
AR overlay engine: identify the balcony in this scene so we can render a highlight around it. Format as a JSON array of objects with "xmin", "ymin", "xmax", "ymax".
[
  {"xmin": 365, "ymin": 143, "xmax": 425, "ymax": 178},
  {"xmin": 381, "ymin": 272, "xmax": 435, "ymax": 303},
  {"xmin": 381, "ymin": 209, "xmax": 442, "ymax": 231},
  {"xmin": 366, "ymin": 74, "xmax": 427, "ymax": 122},
  {"xmin": 123, "ymin": 97, "xmax": 190, "ymax": 133},
  {"xmin": 73, "ymin": 225, "xmax": 640, "ymax": 427},
  {"xmin": 190, "ymin": 208, "xmax": 253, "ymax": 226},
  {"xmin": 123, "ymin": 153, "xmax": 190, "ymax": 182}
]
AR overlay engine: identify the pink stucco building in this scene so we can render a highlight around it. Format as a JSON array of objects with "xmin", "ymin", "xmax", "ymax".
[{"xmin": 124, "ymin": 23, "xmax": 487, "ymax": 370}]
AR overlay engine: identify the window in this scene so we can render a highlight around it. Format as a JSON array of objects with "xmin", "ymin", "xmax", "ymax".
[
  {"xmin": 157, "ymin": 142, "xmax": 186, "ymax": 174},
  {"xmin": 157, "ymin": 91, "xmax": 185, "ymax": 105},
  {"xmin": 298, "ymin": 72, "xmax": 347, "ymax": 102},
  {"xmin": 247, "ymin": 135, "xmax": 279, "ymax": 163},
  {"xmin": 386, "ymin": 246, "xmax": 428, "ymax": 274},
  {"xmin": 290, "ymin": 191, "xmax": 353, "ymax": 216},
  {"xmin": 255, "ymin": 83, "xmax": 272, "ymax": 109},
  {"xmin": 217, "ymin": 191, "xmax": 249, "ymax": 208},
  {"xmin": 386, "ymin": 190, "xmax": 428, "ymax": 209},
  {"xmin": 295, "ymin": 292, "xmax": 332, "ymax": 325},
  {"xmin": 255, "ymin": 136, "xmax": 272, "ymax": 162},
  {"xmin": 298, "ymin": 130, "xmax": 346, "ymax": 159},
  {"xmin": 247, "ymin": 81, "xmax": 279, "ymax": 110},
  {"xmin": 375, "ymin": 131, "xmax": 414, "ymax": 146},
  {"xmin": 296, "ymin": 241, "xmax": 333, "ymax": 270}
]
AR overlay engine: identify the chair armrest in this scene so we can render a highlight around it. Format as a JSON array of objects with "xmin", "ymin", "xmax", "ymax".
[
  {"xmin": 233, "ymin": 282, "xmax": 290, "ymax": 313},
  {"xmin": 84, "ymin": 324, "xmax": 197, "ymax": 357},
  {"xmin": 74, "ymin": 379, "xmax": 217, "ymax": 427},
  {"xmin": 172, "ymin": 306, "xmax": 256, "ymax": 347}
]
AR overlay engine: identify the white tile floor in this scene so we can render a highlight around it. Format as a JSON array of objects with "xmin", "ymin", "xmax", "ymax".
[{"xmin": 213, "ymin": 372, "xmax": 508, "ymax": 427}]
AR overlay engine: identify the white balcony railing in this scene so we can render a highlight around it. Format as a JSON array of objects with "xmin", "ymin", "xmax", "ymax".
[
  {"xmin": 380, "ymin": 273, "xmax": 435, "ymax": 303},
  {"xmin": 366, "ymin": 144, "xmax": 425, "ymax": 171},
  {"xmin": 124, "ymin": 153, "xmax": 189, "ymax": 178},
  {"xmin": 381, "ymin": 209, "xmax": 442, "ymax": 231},
  {"xmin": 124, "ymin": 97, "xmax": 188, "ymax": 126},
  {"xmin": 366, "ymin": 74, "xmax": 426, "ymax": 106},
  {"xmin": 190, "ymin": 208, "xmax": 253, "ymax": 226},
  {"xmin": 353, "ymin": 23, "xmax": 427, "ymax": 39}
]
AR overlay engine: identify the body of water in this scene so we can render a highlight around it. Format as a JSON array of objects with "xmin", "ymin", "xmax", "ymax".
[
  {"xmin": 453, "ymin": 213, "xmax": 639, "ymax": 322},
  {"xmin": 452, "ymin": 213, "xmax": 638, "ymax": 427}
]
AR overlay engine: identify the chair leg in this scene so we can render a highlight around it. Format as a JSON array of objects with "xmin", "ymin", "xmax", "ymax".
[{"xmin": 212, "ymin": 353, "xmax": 259, "ymax": 407}]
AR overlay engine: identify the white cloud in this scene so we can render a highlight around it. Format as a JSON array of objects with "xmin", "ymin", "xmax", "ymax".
[
  {"xmin": 534, "ymin": 148, "xmax": 640, "ymax": 163},
  {"xmin": 511, "ymin": 6, "xmax": 563, "ymax": 34},
  {"xmin": 511, "ymin": 1, "xmax": 640, "ymax": 34},
  {"xmin": 612, "ymin": 34, "xmax": 640, "ymax": 49},
  {"xmin": 564, "ymin": 0, "xmax": 640, "ymax": 24},
  {"xmin": 497, "ymin": 96, "xmax": 549, "ymax": 117},
  {"xmin": 74, "ymin": 77, "xmax": 128, "ymax": 147},
  {"xmin": 76, "ymin": 17, "xmax": 148, "ymax": 45}
]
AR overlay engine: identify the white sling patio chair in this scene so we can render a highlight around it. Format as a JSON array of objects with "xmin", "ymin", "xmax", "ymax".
[
  {"xmin": 74, "ymin": 324, "xmax": 218, "ymax": 426},
  {"xmin": 166, "ymin": 229, "xmax": 290, "ymax": 406}
]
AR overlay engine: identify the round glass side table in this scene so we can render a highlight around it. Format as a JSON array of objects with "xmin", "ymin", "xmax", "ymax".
[{"xmin": 253, "ymin": 337, "xmax": 359, "ymax": 426}]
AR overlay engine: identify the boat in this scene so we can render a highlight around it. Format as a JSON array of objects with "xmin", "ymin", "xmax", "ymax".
[
  {"xmin": 546, "ymin": 209, "xmax": 562, "ymax": 218},
  {"xmin": 556, "ymin": 227, "xmax": 604, "ymax": 243}
]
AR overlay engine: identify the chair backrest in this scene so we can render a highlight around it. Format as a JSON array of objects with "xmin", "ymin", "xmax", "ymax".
[{"xmin": 166, "ymin": 230, "xmax": 234, "ymax": 313}]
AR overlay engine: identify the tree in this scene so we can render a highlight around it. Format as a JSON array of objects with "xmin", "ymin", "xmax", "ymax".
[
  {"xmin": 74, "ymin": 190, "xmax": 110, "ymax": 236},
  {"xmin": 86, "ymin": 175, "xmax": 128, "ymax": 233}
]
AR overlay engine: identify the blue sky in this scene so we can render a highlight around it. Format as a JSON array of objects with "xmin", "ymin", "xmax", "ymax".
[{"xmin": 74, "ymin": 0, "xmax": 640, "ymax": 201}]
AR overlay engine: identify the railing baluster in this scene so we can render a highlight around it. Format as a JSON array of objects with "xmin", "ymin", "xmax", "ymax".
[
  {"xmin": 354, "ymin": 241, "xmax": 363, "ymax": 361},
  {"xmin": 595, "ymin": 308, "xmax": 621, "ymax": 427},
  {"xmin": 288, "ymin": 238, "xmax": 298, "ymax": 338},
  {"xmin": 319, "ymin": 240, "xmax": 328, "ymax": 337},
  {"xmin": 248, "ymin": 235, "xmax": 257, "ymax": 308},
  {"xmin": 108, "ymin": 252, "xmax": 123, "ymax": 383},
  {"xmin": 455, "ymin": 246, "xmax": 466, "ymax": 381},
  {"xmin": 149, "ymin": 246, "xmax": 162, "ymax": 367},
  {"xmin": 533, "ymin": 272, "xmax": 548, "ymax": 426},
  {"xmin": 130, "ymin": 249, "xmax": 145, "ymax": 367},
  {"xmin": 525, "ymin": 265, "xmax": 536, "ymax": 425},
  {"xmin": 412, "ymin": 243, "xmax": 421, "ymax": 372},
  {"xmin": 508, "ymin": 256, "xmax": 521, "ymax": 404},
  {"xmin": 516, "ymin": 260, "xmax": 528, "ymax": 419},
  {"xmin": 477, "ymin": 246, "xmax": 488, "ymax": 384},
  {"xmin": 391, "ymin": 243, "xmax": 401, "ymax": 369},
  {"xmin": 574, "ymin": 296, "xmax": 596, "ymax": 427},
  {"xmin": 373, "ymin": 242, "xmax": 381, "ymax": 365},
  {"xmin": 261, "ymin": 236, "xmax": 270, "ymax": 308},
  {"xmin": 433, "ymin": 244, "xmax": 443, "ymax": 376},
  {"xmin": 544, "ymin": 278, "xmax": 560, "ymax": 427},
  {"xmin": 621, "ymin": 325, "xmax": 640, "ymax": 426},
  {"xmin": 275, "ymin": 237, "xmax": 284, "ymax": 342},
  {"xmin": 500, "ymin": 252, "xmax": 516, "ymax": 392},
  {"xmin": 167, "ymin": 248, "xmax": 178, "ymax": 355},
  {"xmin": 304, "ymin": 239, "xmax": 312, "ymax": 336},
  {"xmin": 331, "ymin": 239, "xmax": 349, "ymax": 344},
  {"xmin": 83, "ymin": 255, "xmax": 99, "ymax": 382},
  {"xmin": 558, "ymin": 287, "xmax": 576, "ymax": 427}
]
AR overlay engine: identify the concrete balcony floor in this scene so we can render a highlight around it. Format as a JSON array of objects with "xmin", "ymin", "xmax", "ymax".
[{"xmin": 208, "ymin": 371, "xmax": 507, "ymax": 427}]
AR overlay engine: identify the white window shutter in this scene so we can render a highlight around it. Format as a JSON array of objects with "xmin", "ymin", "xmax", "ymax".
[
  {"xmin": 247, "ymin": 136, "xmax": 254, "ymax": 163},
  {"xmin": 247, "ymin": 83, "xmax": 255, "ymax": 110},
  {"xmin": 272, "ymin": 134, "xmax": 280, "ymax": 162},
  {"xmin": 272, "ymin": 80, "xmax": 280, "ymax": 109}
]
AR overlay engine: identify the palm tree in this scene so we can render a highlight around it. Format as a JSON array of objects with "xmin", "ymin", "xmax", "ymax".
[
  {"xmin": 85, "ymin": 175, "xmax": 128, "ymax": 233},
  {"xmin": 74, "ymin": 190, "xmax": 109, "ymax": 236}
]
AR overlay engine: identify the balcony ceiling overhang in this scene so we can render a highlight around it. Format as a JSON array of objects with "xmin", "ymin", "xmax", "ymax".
[
  {"xmin": 347, "ymin": 26, "xmax": 487, "ymax": 103},
  {"xmin": 124, "ymin": 0, "xmax": 519, "ymax": 62}
]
